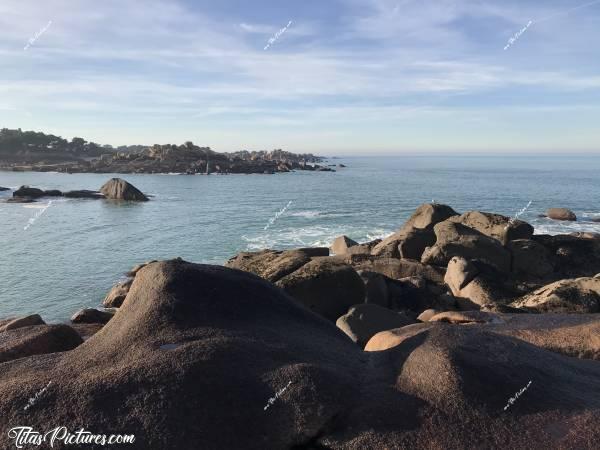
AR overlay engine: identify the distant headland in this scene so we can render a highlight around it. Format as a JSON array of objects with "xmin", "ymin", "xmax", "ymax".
[{"xmin": 0, "ymin": 128, "xmax": 337, "ymax": 174}]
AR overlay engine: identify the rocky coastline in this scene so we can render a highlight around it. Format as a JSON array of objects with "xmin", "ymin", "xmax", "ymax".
[
  {"xmin": 1, "ymin": 203, "xmax": 599, "ymax": 448},
  {"xmin": 0, "ymin": 128, "xmax": 336, "ymax": 175}
]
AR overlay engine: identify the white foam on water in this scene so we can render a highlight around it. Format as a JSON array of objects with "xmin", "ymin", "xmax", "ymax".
[
  {"xmin": 533, "ymin": 219, "xmax": 600, "ymax": 236},
  {"xmin": 290, "ymin": 211, "xmax": 321, "ymax": 218},
  {"xmin": 243, "ymin": 225, "xmax": 392, "ymax": 251}
]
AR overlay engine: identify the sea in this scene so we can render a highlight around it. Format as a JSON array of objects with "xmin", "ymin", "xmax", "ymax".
[{"xmin": 1, "ymin": 154, "xmax": 599, "ymax": 322}]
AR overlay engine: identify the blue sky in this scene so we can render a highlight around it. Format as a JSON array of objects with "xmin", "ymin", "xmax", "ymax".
[{"xmin": 1, "ymin": 0, "xmax": 600, "ymax": 154}]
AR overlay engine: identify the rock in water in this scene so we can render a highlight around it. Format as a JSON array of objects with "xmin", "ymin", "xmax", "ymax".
[
  {"xmin": 63, "ymin": 190, "xmax": 105, "ymax": 199},
  {"xmin": 546, "ymin": 208, "xmax": 577, "ymax": 221},
  {"xmin": 13, "ymin": 186, "xmax": 44, "ymax": 198},
  {"xmin": 99, "ymin": 178, "xmax": 149, "ymax": 201}
]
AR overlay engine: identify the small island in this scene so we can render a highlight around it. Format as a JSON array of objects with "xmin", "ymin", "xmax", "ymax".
[{"xmin": 0, "ymin": 128, "xmax": 334, "ymax": 175}]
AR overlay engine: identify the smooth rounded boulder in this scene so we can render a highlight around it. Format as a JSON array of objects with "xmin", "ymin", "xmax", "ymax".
[
  {"xmin": 400, "ymin": 203, "xmax": 459, "ymax": 232},
  {"xmin": 99, "ymin": 178, "xmax": 149, "ymax": 201},
  {"xmin": 276, "ymin": 258, "xmax": 366, "ymax": 321},
  {"xmin": 546, "ymin": 208, "xmax": 577, "ymax": 221},
  {"xmin": 0, "ymin": 260, "xmax": 365, "ymax": 449}
]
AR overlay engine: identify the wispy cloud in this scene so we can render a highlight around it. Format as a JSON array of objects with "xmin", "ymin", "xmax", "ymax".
[{"xmin": 0, "ymin": 0, "xmax": 599, "ymax": 152}]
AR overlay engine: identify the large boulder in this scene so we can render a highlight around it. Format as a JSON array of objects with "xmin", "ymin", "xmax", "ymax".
[
  {"xmin": 330, "ymin": 235, "xmax": 359, "ymax": 255},
  {"xmin": 449, "ymin": 211, "xmax": 533, "ymax": 242},
  {"xmin": 371, "ymin": 204, "xmax": 458, "ymax": 258},
  {"xmin": 99, "ymin": 178, "xmax": 149, "ymax": 201},
  {"xmin": 444, "ymin": 257, "xmax": 514, "ymax": 308},
  {"xmin": 0, "ymin": 324, "xmax": 82, "ymax": 363},
  {"xmin": 0, "ymin": 260, "xmax": 599, "ymax": 449},
  {"xmin": 336, "ymin": 304, "xmax": 415, "ymax": 347},
  {"xmin": 422, "ymin": 221, "xmax": 511, "ymax": 272},
  {"xmin": 0, "ymin": 260, "xmax": 364, "ymax": 449},
  {"xmin": 444, "ymin": 256, "xmax": 479, "ymax": 294},
  {"xmin": 511, "ymin": 277, "xmax": 600, "ymax": 313},
  {"xmin": 546, "ymin": 208, "xmax": 577, "ymax": 221},
  {"xmin": 225, "ymin": 248, "xmax": 328, "ymax": 283},
  {"xmin": 400, "ymin": 203, "xmax": 459, "ymax": 232},
  {"xmin": 276, "ymin": 258, "xmax": 366, "ymax": 321},
  {"xmin": 397, "ymin": 226, "xmax": 436, "ymax": 260},
  {"xmin": 13, "ymin": 186, "xmax": 44, "ymax": 198},
  {"xmin": 508, "ymin": 239, "xmax": 554, "ymax": 278}
]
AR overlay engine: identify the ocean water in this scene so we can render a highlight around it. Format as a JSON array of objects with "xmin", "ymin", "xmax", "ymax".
[{"xmin": 1, "ymin": 154, "xmax": 599, "ymax": 322}]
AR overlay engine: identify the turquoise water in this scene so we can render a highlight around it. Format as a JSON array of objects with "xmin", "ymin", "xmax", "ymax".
[{"xmin": 1, "ymin": 154, "xmax": 599, "ymax": 322}]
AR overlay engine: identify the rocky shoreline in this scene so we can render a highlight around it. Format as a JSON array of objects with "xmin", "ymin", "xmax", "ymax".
[
  {"xmin": 0, "ymin": 131, "xmax": 337, "ymax": 175},
  {"xmin": 1, "ymin": 203, "xmax": 599, "ymax": 449}
]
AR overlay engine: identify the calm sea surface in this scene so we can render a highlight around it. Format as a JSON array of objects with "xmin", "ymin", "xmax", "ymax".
[{"xmin": 1, "ymin": 154, "xmax": 599, "ymax": 321}]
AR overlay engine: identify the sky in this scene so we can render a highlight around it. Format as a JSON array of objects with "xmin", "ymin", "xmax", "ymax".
[{"xmin": 1, "ymin": 0, "xmax": 600, "ymax": 155}]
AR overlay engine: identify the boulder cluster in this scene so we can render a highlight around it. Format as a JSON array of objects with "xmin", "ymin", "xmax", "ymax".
[{"xmin": 1, "ymin": 203, "xmax": 599, "ymax": 449}]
